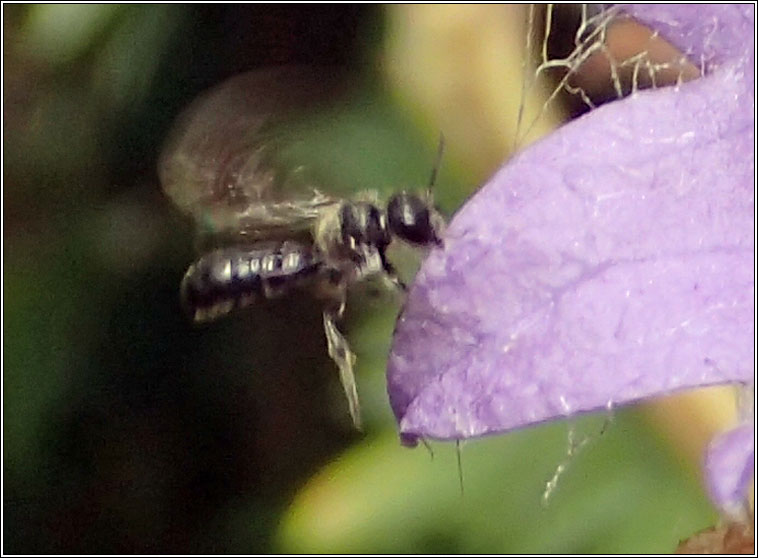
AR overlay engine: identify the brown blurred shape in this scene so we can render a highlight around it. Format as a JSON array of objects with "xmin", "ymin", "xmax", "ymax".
[
  {"xmin": 676, "ymin": 521, "xmax": 755, "ymax": 554},
  {"xmin": 571, "ymin": 17, "xmax": 701, "ymax": 102}
]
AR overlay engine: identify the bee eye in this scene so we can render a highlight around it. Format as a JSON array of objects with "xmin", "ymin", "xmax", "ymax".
[{"xmin": 387, "ymin": 193, "xmax": 439, "ymax": 245}]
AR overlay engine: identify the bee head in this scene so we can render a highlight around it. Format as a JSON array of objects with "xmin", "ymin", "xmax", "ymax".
[{"xmin": 387, "ymin": 192, "xmax": 444, "ymax": 247}]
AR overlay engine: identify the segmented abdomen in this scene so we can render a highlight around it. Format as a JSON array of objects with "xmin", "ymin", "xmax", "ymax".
[{"xmin": 181, "ymin": 241, "xmax": 325, "ymax": 322}]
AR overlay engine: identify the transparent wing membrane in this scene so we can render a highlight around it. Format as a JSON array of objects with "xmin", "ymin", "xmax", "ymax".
[{"xmin": 159, "ymin": 66, "xmax": 349, "ymax": 243}]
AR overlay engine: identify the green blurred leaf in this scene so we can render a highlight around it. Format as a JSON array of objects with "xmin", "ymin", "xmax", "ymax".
[
  {"xmin": 91, "ymin": 5, "xmax": 185, "ymax": 115},
  {"xmin": 22, "ymin": 4, "xmax": 124, "ymax": 65},
  {"xmin": 276, "ymin": 410, "xmax": 718, "ymax": 553}
]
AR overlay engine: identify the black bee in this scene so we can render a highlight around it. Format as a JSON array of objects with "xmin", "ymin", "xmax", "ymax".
[{"xmin": 158, "ymin": 66, "xmax": 445, "ymax": 428}]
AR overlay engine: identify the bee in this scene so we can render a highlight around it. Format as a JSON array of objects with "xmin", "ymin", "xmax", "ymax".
[{"xmin": 158, "ymin": 66, "xmax": 445, "ymax": 429}]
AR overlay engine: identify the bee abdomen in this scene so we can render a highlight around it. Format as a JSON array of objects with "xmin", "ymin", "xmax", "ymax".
[{"xmin": 181, "ymin": 242, "xmax": 323, "ymax": 322}]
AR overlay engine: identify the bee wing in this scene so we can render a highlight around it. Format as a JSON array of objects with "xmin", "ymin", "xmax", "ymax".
[
  {"xmin": 158, "ymin": 66, "xmax": 349, "ymax": 244},
  {"xmin": 202, "ymin": 193, "xmax": 343, "ymax": 250}
]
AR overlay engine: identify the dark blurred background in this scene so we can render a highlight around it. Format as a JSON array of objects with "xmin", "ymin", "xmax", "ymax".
[{"xmin": 4, "ymin": 4, "xmax": 731, "ymax": 553}]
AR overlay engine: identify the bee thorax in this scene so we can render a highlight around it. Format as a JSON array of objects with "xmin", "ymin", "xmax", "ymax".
[{"xmin": 339, "ymin": 201, "xmax": 391, "ymax": 254}]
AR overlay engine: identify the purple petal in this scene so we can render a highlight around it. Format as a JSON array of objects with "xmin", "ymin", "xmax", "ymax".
[
  {"xmin": 388, "ymin": 0, "xmax": 754, "ymax": 461},
  {"xmin": 620, "ymin": 5, "xmax": 754, "ymax": 70},
  {"xmin": 705, "ymin": 422, "xmax": 755, "ymax": 517}
]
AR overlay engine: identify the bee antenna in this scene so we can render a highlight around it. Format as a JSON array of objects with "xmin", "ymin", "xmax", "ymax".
[{"xmin": 426, "ymin": 132, "xmax": 446, "ymax": 199}]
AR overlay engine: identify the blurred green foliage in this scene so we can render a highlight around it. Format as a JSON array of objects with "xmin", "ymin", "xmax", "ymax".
[
  {"xmin": 3, "ymin": 4, "xmax": 717, "ymax": 553},
  {"xmin": 277, "ymin": 411, "xmax": 717, "ymax": 554}
]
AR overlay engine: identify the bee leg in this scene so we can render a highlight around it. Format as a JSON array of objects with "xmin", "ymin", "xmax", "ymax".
[
  {"xmin": 323, "ymin": 301, "xmax": 362, "ymax": 430},
  {"xmin": 379, "ymin": 251, "xmax": 407, "ymax": 292},
  {"xmin": 385, "ymin": 268, "xmax": 407, "ymax": 293}
]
